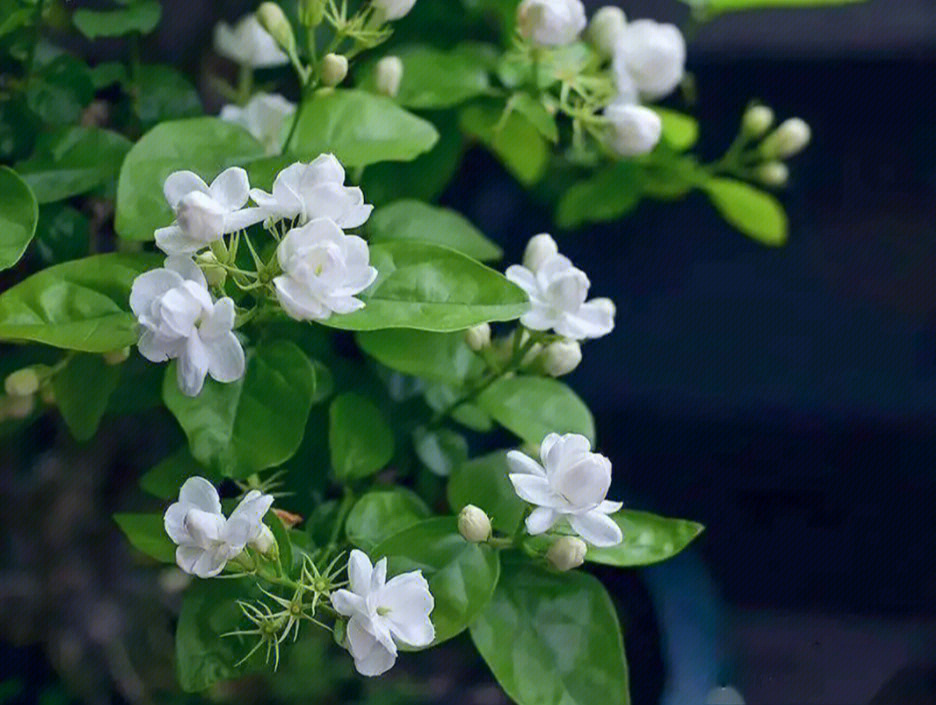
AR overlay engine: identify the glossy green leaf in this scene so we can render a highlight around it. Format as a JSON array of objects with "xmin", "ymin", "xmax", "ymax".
[
  {"xmin": 471, "ymin": 558, "xmax": 630, "ymax": 705},
  {"xmin": 289, "ymin": 89, "xmax": 438, "ymax": 168},
  {"xmin": 329, "ymin": 392, "xmax": 394, "ymax": 480},
  {"xmin": 164, "ymin": 340, "xmax": 317, "ymax": 479},
  {"xmin": 653, "ymin": 108, "xmax": 699, "ymax": 151},
  {"xmin": 424, "ymin": 381, "xmax": 493, "ymax": 432},
  {"xmin": 413, "ymin": 426, "xmax": 468, "ymax": 477},
  {"xmin": 135, "ymin": 64, "xmax": 203, "ymax": 130},
  {"xmin": 26, "ymin": 55, "xmax": 94, "ymax": 126},
  {"xmin": 0, "ymin": 252, "xmax": 161, "ymax": 351},
  {"xmin": 557, "ymin": 162, "xmax": 641, "ymax": 229},
  {"xmin": 477, "ymin": 376, "xmax": 595, "ymax": 446},
  {"xmin": 704, "ymin": 177, "xmax": 788, "ymax": 246},
  {"xmin": 16, "ymin": 127, "xmax": 132, "ymax": 204},
  {"xmin": 345, "ymin": 488, "xmax": 430, "ymax": 552},
  {"xmin": 586, "ymin": 511, "xmax": 704, "ymax": 567},
  {"xmin": 323, "ymin": 241, "xmax": 528, "ymax": 332},
  {"xmin": 363, "ymin": 46, "xmax": 491, "ymax": 109},
  {"xmin": 373, "ymin": 517, "xmax": 500, "ymax": 644},
  {"xmin": 140, "ymin": 446, "xmax": 214, "ymax": 499},
  {"xmin": 460, "ymin": 102, "xmax": 549, "ymax": 186},
  {"xmin": 510, "ymin": 93, "xmax": 558, "ymax": 143},
  {"xmin": 114, "ymin": 513, "xmax": 175, "ymax": 563},
  {"xmin": 0, "ymin": 167, "xmax": 38, "ymax": 270},
  {"xmin": 53, "ymin": 353, "xmax": 121, "ymax": 441},
  {"xmin": 356, "ymin": 329, "xmax": 481, "ymax": 385},
  {"xmin": 369, "ymin": 200, "xmax": 502, "ymax": 262},
  {"xmin": 447, "ymin": 450, "xmax": 526, "ymax": 534},
  {"xmin": 34, "ymin": 205, "xmax": 90, "ymax": 264},
  {"xmin": 115, "ymin": 117, "xmax": 264, "ymax": 241},
  {"xmin": 72, "ymin": 1, "xmax": 161, "ymax": 39}
]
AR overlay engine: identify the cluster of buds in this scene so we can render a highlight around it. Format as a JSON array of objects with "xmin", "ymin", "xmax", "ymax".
[{"xmin": 742, "ymin": 104, "xmax": 811, "ymax": 188}]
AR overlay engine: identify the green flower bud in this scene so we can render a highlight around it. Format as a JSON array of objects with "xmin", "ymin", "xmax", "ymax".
[
  {"xmin": 761, "ymin": 117, "xmax": 811, "ymax": 159},
  {"xmin": 458, "ymin": 505, "xmax": 492, "ymax": 543},
  {"xmin": 5, "ymin": 368, "xmax": 40, "ymax": 397},
  {"xmin": 196, "ymin": 251, "xmax": 227, "ymax": 287},
  {"xmin": 298, "ymin": 0, "xmax": 326, "ymax": 27},
  {"xmin": 374, "ymin": 56, "xmax": 403, "ymax": 98},
  {"xmin": 546, "ymin": 536, "xmax": 587, "ymax": 571},
  {"xmin": 587, "ymin": 6, "xmax": 627, "ymax": 59},
  {"xmin": 756, "ymin": 161, "xmax": 789, "ymax": 188},
  {"xmin": 742, "ymin": 105, "xmax": 774, "ymax": 138},
  {"xmin": 321, "ymin": 53, "xmax": 349, "ymax": 87},
  {"xmin": 257, "ymin": 2, "xmax": 295, "ymax": 56},
  {"xmin": 249, "ymin": 524, "xmax": 278, "ymax": 557}
]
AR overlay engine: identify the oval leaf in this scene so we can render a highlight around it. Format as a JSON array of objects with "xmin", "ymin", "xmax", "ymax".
[
  {"xmin": 323, "ymin": 241, "xmax": 528, "ymax": 332},
  {"xmin": 0, "ymin": 252, "xmax": 160, "ymax": 351},
  {"xmin": 653, "ymin": 108, "xmax": 699, "ymax": 151},
  {"xmin": 356, "ymin": 329, "xmax": 481, "ymax": 385},
  {"xmin": 73, "ymin": 1, "xmax": 162, "ymax": 38},
  {"xmin": 345, "ymin": 488, "xmax": 430, "ymax": 552},
  {"xmin": 477, "ymin": 376, "xmax": 595, "ymax": 445},
  {"xmin": 586, "ymin": 510, "xmax": 704, "ymax": 567},
  {"xmin": 163, "ymin": 340, "xmax": 316, "ymax": 479},
  {"xmin": 53, "ymin": 353, "xmax": 121, "ymax": 441},
  {"xmin": 470, "ymin": 558, "xmax": 630, "ymax": 705},
  {"xmin": 704, "ymin": 177, "xmax": 788, "ymax": 246},
  {"xmin": 0, "ymin": 166, "xmax": 38, "ymax": 270},
  {"xmin": 329, "ymin": 392, "xmax": 395, "ymax": 481},
  {"xmin": 115, "ymin": 117, "xmax": 265, "ymax": 241},
  {"xmin": 447, "ymin": 450, "xmax": 526, "ymax": 535},
  {"xmin": 373, "ymin": 517, "xmax": 500, "ymax": 644},
  {"xmin": 115, "ymin": 513, "xmax": 175, "ymax": 563}
]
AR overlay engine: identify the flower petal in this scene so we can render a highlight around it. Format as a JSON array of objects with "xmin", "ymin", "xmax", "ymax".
[
  {"xmin": 506, "ymin": 449, "xmax": 546, "ymax": 477},
  {"xmin": 224, "ymin": 207, "xmax": 266, "ymax": 233},
  {"xmin": 569, "ymin": 509, "xmax": 623, "ymax": 547},
  {"xmin": 348, "ymin": 619, "xmax": 396, "ymax": 676},
  {"xmin": 165, "ymin": 255, "xmax": 208, "ymax": 288},
  {"xmin": 505, "ymin": 265, "xmax": 538, "ymax": 297},
  {"xmin": 330, "ymin": 589, "xmax": 366, "ymax": 618},
  {"xmin": 164, "ymin": 502, "xmax": 193, "ymax": 545},
  {"xmin": 176, "ymin": 335, "xmax": 210, "ymax": 396},
  {"xmin": 200, "ymin": 298, "xmax": 235, "ymax": 340},
  {"xmin": 380, "ymin": 572, "xmax": 435, "ymax": 647},
  {"xmin": 155, "ymin": 225, "xmax": 204, "ymax": 256},
  {"xmin": 205, "ymin": 333, "xmax": 245, "ymax": 384},
  {"xmin": 178, "ymin": 476, "xmax": 222, "ymax": 514},
  {"xmin": 347, "ymin": 549, "xmax": 374, "ymax": 596},
  {"xmin": 598, "ymin": 500, "xmax": 623, "ymax": 515},
  {"xmin": 525, "ymin": 506, "xmax": 559, "ymax": 535},
  {"xmin": 164, "ymin": 171, "xmax": 209, "ymax": 209},
  {"xmin": 509, "ymin": 473, "xmax": 556, "ymax": 507},
  {"xmin": 224, "ymin": 490, "xmax": 273, "ymax": 547},
  {"xmin": 553, "ymin": 455, "xmax": 611, "ymax": 510},
  {"xmin": 129, "ymin": 269, "xmax": 183, "ymax": 317},
  {"xmin": 209, "ymin": 167, "xmax": 250, "ymax": 211}
]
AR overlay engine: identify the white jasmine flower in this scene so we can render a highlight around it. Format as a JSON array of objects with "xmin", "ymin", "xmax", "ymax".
[
  {"xmin": 164, "ymin": 478, "xmax": 274, "ymax": 578},
  {"xmin": 507, "ymin": 433, "xmax": 623, "ymax": 547},
  {"xmin": 374, "ymin": 56, "xmax": 404, "ymax": 98},
  {"xmin": 517, "ymin": 0, "xmax": 587, "ymax": 46},
  {"xmin": 506, "ymin": 237, "xmax": 615, "ymax": 340},
  {"xmin": 220, "ymin": 93, "xmax": 296, "ymax": 155},
  {"xmin": 612, "ymin": 19, "xmax": 686, "ymax": 101},
  {"xmin": 546, "ymin": 535, "xmax": 587, "ymax": 571},
  {"xmin": 214, "ymin": 14, "xmax": 289, "ymax": 68},
  {"xmin": 587, "ymin": 6, "xmax": 627, "ymax": 59},
  {"xmin": 130, "ymin": 257, "xmax": 245, "ymax": 397},
  {"xmin": 250, "ymin": 155, "xmax": 373, "ymax": 228},
  {"xmin": 331, "ymin": 549, "xmax": 434, "ymax": 677},
  {"xmin": 604, "ymin": 101, "xmax": 662, "ymax": 157},
  {"xmin": 372, "ymin": 0, "xmax": 417, "ymax": 21},
  {"xmin": 538, "ymin": 339, "xmax": 582, "ymax": 377},
  {"xmin": 155, "ymin": 168, "xmax": 264, "ymax": 256},
  {"xmin": 273, "ymin": 218, "xmax": 378, "ymax": 322}
]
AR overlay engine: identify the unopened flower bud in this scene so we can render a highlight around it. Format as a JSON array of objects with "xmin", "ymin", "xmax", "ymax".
[
  {"xmin": 587, "ymin": 6, "xmax": 626, "ymax": 59},
  {"xmin": 3, "ymin": 393, "xmax": 36, "ymax": 420},
  {"xmin": 538, "ymin": 339, "xmax": 582, "ymax": 377},
  {"xmin": 756, "ymin": 161, "xmax": 789, "ymax": 187},
  {"xmin": 249, "ymin": 523, "xmax": 277, "ymax": 556},
  {"xmin": 5, "ymin": 368, "xmax": 40, "ymax": 397},
  {"xmin": 465, "ymin": 323, "xmax": 492, "ymax": 352},
  {"xmin": 742, "ymin": 105, "xmax": 774, "ymax": 138},
  {"xmin": 375, "ymin": 56, "xmax": 403, "ymax": 98},
  {"xmin": 546, "ymin": 536, "xmax": 587, "ymax": 571},
  {"xmin": 373, "ymin": 0, "xmax": 418, "ymax": 22},
  {"xmin": 321, "ymin": 53, "xmax": 349, "ymax": 87},
  {"xmin": 298, "ymin": 0, "xmax": 326, "ymax": 27},
  {"xmin": 458, "ymin": 505, "xmax": 492, "ymax": 543},
  {"xmin": 761, "ymin": 118, "xmax": 811, "ymax": 159},
  {"xmin": 195, "ymin": 252, "xmax": 227, "ymax": 287},
  {"xmin": 256, "ymin": 3, "xmax": 295, "ymax": 56},
  {"xmin": 604, "ymin": 102, "xmax": 662, "ymax": 158},
  {"xmin": 522, "ymin": 233, "xmax": 559, "ymax": 273},
  {"xmin": 102, "ymin": 347, "xmax": 130, "ymax": 366}
]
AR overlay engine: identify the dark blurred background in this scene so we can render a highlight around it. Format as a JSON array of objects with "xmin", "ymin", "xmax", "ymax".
[{"xmin": 3, "ymin": 0, "xmax": 936, "ymax": 704}]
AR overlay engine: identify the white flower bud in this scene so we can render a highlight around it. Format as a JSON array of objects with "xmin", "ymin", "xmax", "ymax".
[
  {"xmin": 613, "ymin": 19, "xmax": 686, "ymax": 101},
  {"xmin": 195, "ymin": 251, "xmax": 227, "ymax": 287},
  {"xmin": 587, "ymin": 6, "xmax": 626, "ymax": 59},
  {"xmin": 539, "ymin": 339, "xmax": 582, "ymax": 377},
  {"xmin": 756, "ymin": 161, "xmax": 789, "ymax": 187},
  {"xmin": 5, "ymin": 368, "xmax": 40, "ymax": 397},
  {"xmin": 522, "ymin": 233, "xmax": 559, "ymax": 273},
  {"xmin": 299, "ymin": 0, "xmax": 326, "ymax": 27},
  {"xmin": 517, "ymin": 0, "xmax": 587, "ymax": 46},
  {"xmin": 321, "ymin": 53, "xmax": 349, "ymax": 87},
  {"xmin": 249, "ymin": 523, "xmax": 277, "ymax": 556},
  {"xmin": 256, "ymin": 2, "xmax": 295, "ymax": 55},
  {"xmin": 375, "ymin": 56, "xmax": 403, "ymax": 98},
  {"xmin": 604, "ymin": 102, "xmax": 662, "ymax": 157},
  {"xmin": 546, "ymin": 536, "xmax": 587, "ymax": 571},
  {"xmin": 761, "ymin": 118, "xmax": 811, "ymax": 159},
  {"xmin": 458, "ymin": 505, "xmax": 492, "ymax": 543},
  {"xmin": 373, "ymin": 0, "xmax": 417, "ymax": 21},
  {"xmin": 742, "ymin": 105, "xmax": 774, "ymax": 138},
  {"xmin": 465, "ymin": 323, "xmax": 492, "ymax": 352},
  {"xmin": 102, "ymin": 347, "xmax": 131, "ymax": 366}
]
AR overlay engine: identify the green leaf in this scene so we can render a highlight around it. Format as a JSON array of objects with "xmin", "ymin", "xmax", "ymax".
[
  {"xmin": 115, "ymin": 117, "xmax": 264, "ymax": 241},
  {"xmin": 413, "ymin": 426, "xmax": 468, "ymax": 477},
  {"xmin": 0, "ymin": 167, "xmax": 38, "ymax": 270},
  {"xmin": 329, "ymin": 392, "xmax": 394, "ymax": 481},
  {"xmin": 34, "ymin": 204, "xmax": 90, "ymax": 264},
  {"xmin": 685, "ymin": 0, "xmax": 866, "ymax": 13},
  {"xmin": 356, "ymin": 329, "xmax": 482, "ymax": 385},
  {"xmin": 177, "ymin": 579, "xmax": 263, "ymax": 692},
  {"xmin": 447, "ymin": 450, "xmax": 526, "ymax": 534},
  {"xmin": 363, "ymin": 46, "xmax": 490, "ymax": 110},
  {"xmin": 470, "ymin": 558, "xmax": 630, "ymax": 705},
  {"xmin": 345, "ymin": 488, "xmax": 430, "ymax": 552},
  {"xmin": 557, "ymin": 162, "xmax": 642, "ymax": 229},
  {"xmin": 424, "ymin": 381, "xmax": 493, "ymax": 432},
  {"xmin": 704, "ymin": 177, "xmax": 788, "ymax": 246},
  {"xmin": 322, "ymin": 241, "xmax": 528, "ymax": 332},
  {"xmin": 164, "ymin": 340, "xmax": 317, "ymax": 479},
  {"xmin": 510, "ymin": 93, "xmax": 558, "ymax": 143},
  {"xmin": 135, "ymin": 64, "xmax": 203, "ymax": 130},
  {"xmin": 114, "ymin": 513, "xmax": 175, "ymax": 563},
  {"xmin": 16, "ymin": 127, "xmax": 132, "ymax": 204},
  {"xmin": 26, "ymin": 55, "xmax": 94, "ymax": 126},
  {"xmin": 373, "ymin": 517, "xmax": 500, "ymax": 644},
  {"xmin": 290, "ymin": 89, "xmax": 438, "ymax": 168},
  {"xmin": 460, "ymin": 102, "xmax": 549, "ymax": 186},
  {"xmin": 53, "ymin": 353, "xmax": 121, "ymax": 441},
  {"xmin": 586, "ymin": 511, "xmax": 704, "ymax": 567},
  {"xmin": 72, "ymin": 1, "xmax": 161, "ymax": 39},
  {"xmin": 0, "ymin": 252, "xmax": 161, "ymax": 351},
  {"xmin": 653, "ymin": 108, "xmax": 699, "ymax": 151},
  {"xmin": 369, "ymin": 200, "xmax": 502, "ymax": 262},
  {"xmin": 477, "ymin": 376, "xmax": 595, "ymax": 446},
  {"xmin": 140, "ymin": 446, "xmax": 213, "ymax": 499}
]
